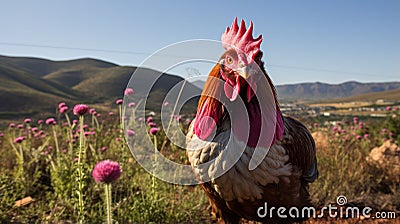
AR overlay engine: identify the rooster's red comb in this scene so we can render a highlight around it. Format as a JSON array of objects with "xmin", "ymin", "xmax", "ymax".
[{"xmin": 221, "ymin": 18, "xmax": 263, "ymax": 62}]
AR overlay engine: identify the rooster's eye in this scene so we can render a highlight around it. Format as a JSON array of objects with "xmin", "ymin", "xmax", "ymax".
[{"xmin": 226, "ymin": 57, "xmax": 233, "ymax": 64}]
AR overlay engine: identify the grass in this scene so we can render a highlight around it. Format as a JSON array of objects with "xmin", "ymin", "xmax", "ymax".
[{"xmin": 0, "ymin": 100, "xmax": 399, "ymax": 223}]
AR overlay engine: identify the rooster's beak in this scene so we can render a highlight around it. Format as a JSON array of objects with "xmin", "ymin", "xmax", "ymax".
[{"xmin": 236, "ymin": 62, "xmax": 256, "ymax": 80}]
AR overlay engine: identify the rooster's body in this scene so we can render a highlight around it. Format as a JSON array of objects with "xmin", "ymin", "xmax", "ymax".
[{"xmin": 186, "ymin": 18, "xmax": 318, "ymax": 223}]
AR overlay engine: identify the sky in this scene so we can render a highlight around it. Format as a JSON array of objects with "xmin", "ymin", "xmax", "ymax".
[{"xmin": 0, "ymin": 0, "xmax": 399, "ymax": 85}]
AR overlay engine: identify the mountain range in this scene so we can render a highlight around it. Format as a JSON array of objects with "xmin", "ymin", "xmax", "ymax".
[{"xmin": 0, "ymin": 55, "xmax": 399, "ymax": 120}]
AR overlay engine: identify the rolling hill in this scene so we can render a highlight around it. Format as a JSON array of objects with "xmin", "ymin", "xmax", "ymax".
[
  {"xmin": 0, "ymin": 55, "xmax": 201, "ymax": 120},
  {"xmin": 276, "ymin": 81, "xmax": 400, "ymax": 101}
]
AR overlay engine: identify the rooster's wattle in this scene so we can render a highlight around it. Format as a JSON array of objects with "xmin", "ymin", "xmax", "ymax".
[{"xmin": 186, "ymin": 18, "xmax": 318, "ymax": 223}]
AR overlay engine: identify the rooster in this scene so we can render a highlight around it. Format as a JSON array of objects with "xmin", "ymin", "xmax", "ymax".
[{"xmin": 186, "ymin": 18, "xmax": 318, "ymax": 223}]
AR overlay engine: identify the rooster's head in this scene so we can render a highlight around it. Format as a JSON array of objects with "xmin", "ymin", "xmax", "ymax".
[{"xmin": 220, "ymin": 17, "xmax": 263, "ymax": 103}]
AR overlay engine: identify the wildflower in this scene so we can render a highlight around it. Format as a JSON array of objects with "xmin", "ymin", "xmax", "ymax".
[
  {"xmin": 149, "ymin": 127, "xmax": 159, "ymax": 135},
  {"xmin": 58, "ymin": 102, "xmax": 67, "ymax": 109},
  {"xmin": 126, "ymin": 129, "xmax": 136, "ymax": 136},
  {"xmin": 62, "ymin": 149, "xmax": 67, "ymax": 153},
  {"xmin": 0, "ymin": 132, "xmax": 4, "ymax": 137},
  {"xmin": 116, "ymin": 137, "xmax": 121, "ymax": 142},
  {"xmin": 96, "ymin": 113, "xmax": 101, "ymax": 117},
  {"xmin": 73, "ymin": 119, "xmax": 78, "ymax": 124},
  {"xmin": 24, "ymin": 118, "xmax": 31, "ymax": 123},
  {"xmin": 115, "ymin": 99, "xmax": 123, "ymax": 105},
  {"xmin": 386, "ymin": 106, "xmax": 392, "ymax": 111},
  {"xmin": 176, "ymin": 115, "xmax": 182, "ymax": 122},
  {"xmin": 164, "ymin": 102, "xmax": 169, "ymax": 107},
  {"xmin": 389, "ymin": 132, "xmax": 394, "ymax": 137},
  {"xmin": 60, "ymin": 106, "xmax": 68, "ymax": 113},
  {"xmin": 332, "ymin": 126, "xmax": 338, "ymax": 132},
  {"xmin": 356, "ymin": 135, "xmax": 362, "ymax": 140},
  {"xmin": 358, "ymin": 121, "xmax": 364, "ymax": 128},
  {"xmin": 74, "ymin": 157, "xmax": 79, "ymax": 162},
  {"xmin": 382, "ymin": 128, "xmax": 387, "ymax": 133},
  {"xmin": 73, "ymin": 104, "xmax": 89, "ymax": 116},
  {"xmin": 37, "ymin": 120, "xmax": 43, "ymax": 124},
  {"xmin": 92, "ymin": 160, "xmax": 122, "ymax": 184},
  {"xmin": 14, "ymin": 136, "xmax": 25, "ymax": 143},
  {"xmin": 17, "ymin": 124, "xmax": 24, "ymax": 129},
  {"xmin": 47, "ymin": 146, "xmax": 53, "ymax": 150},
  {"xmin": 353, "ymin": 117, "xmax": 358, "ymax": 124},
  {"xmin": 46, "ymin": 118, "xmax": 56, "ymax": 125},
  {"xmin": 128, "ymin": 102, "xmax": 136, "ymax": 107},
  {"xmin": 124, "ymin": 88, "xmax": 134, "ymax": 96},
  {"xmin": 109, "ymin": 112, "xmax": 114, "ymax": 116},
  {"xmin": 147, "ymin": 116, "xmax": 153, "ymax": 123},
  {"xmin": 100, "ymin": 146, "xmax": 107, "ymax": 152},
  {"xmin": 89, "ymin": 108, "xmax": 96, "ymax": 115},
  {"xmin": 138, "ymin": 117, "xmax": 144, "ymax": 122},
  {"xmin": 148, "ymin": 122, "xmax": 157, "ymax": 127},
  {"xmin": 364, "ymin": 133, "xmax": 370, "ymax": 139}
]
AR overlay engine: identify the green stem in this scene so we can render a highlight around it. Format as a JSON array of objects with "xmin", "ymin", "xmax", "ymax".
[
  {"xmin": 77, "ymin": 115, "xmax": 86, "ymax": 222},
  {"xmin": 105, "ymin": 183, "xmax": 112, "ymax": 224}
]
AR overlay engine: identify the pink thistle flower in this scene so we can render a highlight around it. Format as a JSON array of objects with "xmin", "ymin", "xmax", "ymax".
[
  {"xmin": 74, "ymin": 157, "xmax": 79, "ymax": 162},
  {"xmin": 59, "ymin": 106, "xmax": 68, "ymax": 113},
  {"xmin": 148, "ymin": 122, "xmax": 157, "ymax": 127},
  {"xmin": 138, "ymin": 117, "xmax": 144, "ymax": 122},
  {"xmin": 126, "ymin": 129, "xmax": 136, "ymax": 136},
  {"xmin": 92, "ymin": 160, "xmax": 122, "ymax": 184},
  {"xmin": 17, "ymin": 124, "xmax": 24, "ymax": 129},
  {"xmin": 109, "ymin": 111, "xmax": 114, "ymax": 116},
  {"xmin": 45, "ymin": 118, "xmax": 56, "ymax": 125},
  {"xmin": 163, "ymin": 102, "xmax": 169, "ymax": 107},
  {"xmin": 31, "ymin": 127, "xmax": 38, "ymax": 132},
  {"xmin": 63, "ymin": 122, "xmax": 69, "ymax": 127},
  {"xmin": 89, "ymin": 108, "xmax": 96, "ymax": 115},
  {"xmin": 44, "ymin": 151, "xmax": 49, "ymax": 155},
  {"xmin": 9, "ymin": 123, "xmax": 15, "ymax": 128},
  {"xmin": 73, "ymin": 104, "xmax": 89, "ymax": 116},
  {"xmin": 128, "ymin": 102, "xmax": 136, "ymax": 107},
  {"xmin": 382, "ymin": 128, "xmax": 387, "ymax": 133},
  {"xmin": 72, "ymin": 119, "xmax": 78, "ymax": 124},
  {"xmin": 100, "ymin": 146, "xmax": 107, "ymax": 152},
  {"xmin": 0, "ymin": 132, "xmax": 4, "ymax": 137},
  {"xmin": 332, "ymin": 126, "xmax": 338, "ymax": 132},
  {"xmin": 176, "ymin": 115, "xmax": 182, "ymax": 122},
  {"xmin": 364, "ymin": 133, "xmax": 370, "ymax": 139},
  {"xmin": 115, "ymin": 99, "xmax": 123, "ymax": 105},
  {"xmin": 353, "ymin": 117, "xmax": 358, "ymax": 124},
  {"xmin": 124, "ymin": 88, "xmax": 134, "ymax": 96},
  {"xmin": 14, "ymin": 136, "xmax": 25, "ymax": 144},
  {"xmin": 58, "ymin": 102, "xmax": 67, "ymax": 109},
  {"xmin": 147, "ymin": 116, "xmax": 153, "ymax": 123},
  {"xmin": 24, "ymin": 118, "xmax": 31, "ymax": 123},
  {"xmin": 389, "ymin": 132, "xmax": 394, "ymax": 137},
  {"xmin": 356, "ymin": 135, "xmax": 362, "ymax": 140},
  {"xmin": 96, "ymin": 113, "xmax": 101, "ymax": 117},
  {"xmin": 47, "ymin": 146, "xmax": 53, "ymax": 150},
  {"xmin": 386, "ymin": 106, "xmax": 392, "ymax": 111},
  {"xmin": 149, "ymin": 127, "xmax": 159, "ymax": 135},
  {"xmin": 62, "ymin": 149, "xmax": 67, "ymax": 153},
  {"xmin": 37, "ymin": 120, "xmax": 43, "ymax": 124}
]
